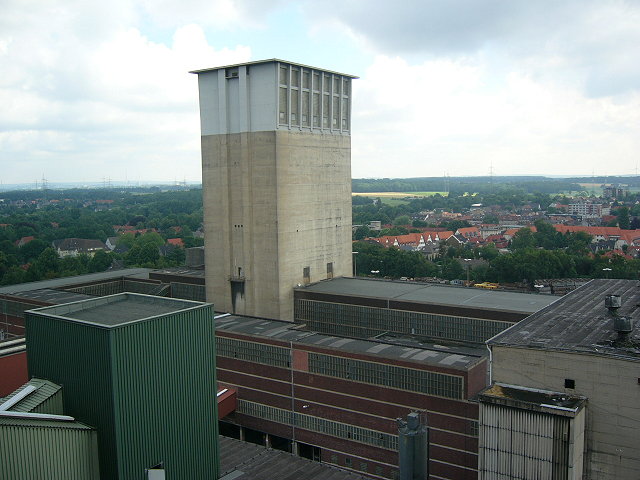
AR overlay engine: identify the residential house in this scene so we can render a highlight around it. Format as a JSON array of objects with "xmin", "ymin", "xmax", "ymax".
[{"xmin": 52, "ymin": 238, "xmax": 107, "ymax": 257}]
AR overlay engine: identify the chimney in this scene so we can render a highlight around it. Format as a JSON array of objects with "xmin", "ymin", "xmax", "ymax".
[{"xmin": 397, "ymin": 412, "xmax": 428, "ymax": 480}]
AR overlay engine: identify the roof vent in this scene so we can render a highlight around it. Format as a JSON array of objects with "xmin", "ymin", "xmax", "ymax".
[
  {"xmin": 605, "ymin": 294, "xmax": 621, "ymax": 312},
  {"xmin": 613, "ymin": 316, "xmax": 634, "ymax": 342}
]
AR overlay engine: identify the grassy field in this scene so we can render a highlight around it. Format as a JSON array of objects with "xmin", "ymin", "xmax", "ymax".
[
  {"xmin": 352, "ymin": 191, "xmax": 447, "ymax": 198},
  {"xmin": 352, "ymin": 191, "xmax": 447, "ymax": 206}
]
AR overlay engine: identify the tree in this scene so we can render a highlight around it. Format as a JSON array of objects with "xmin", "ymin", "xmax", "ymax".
[
  {"xmin": 353, "ymin": 225, "xmax": 372, "ymax": 241},
  {"xmin": 617, "ymin": 207, "xmax": 630, "ymax": 229},
  {"xmin": 88, "ymin": 250, "xmax": 112, "ymax": 273},
  {"xmin": 510, "ymin": 228, "xmax": 535, "ymax": 250},
  {"xmin": 393, "ymin": 215, "xmax": 411, "ymax": 226}
]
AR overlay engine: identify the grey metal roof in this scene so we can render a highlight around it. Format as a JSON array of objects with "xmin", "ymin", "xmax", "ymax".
[
  {"xmin": 216, "ymin": 315, "xmax": 486, "ymax": 371},
  {"xmin": 488, "ymin": 279, "xmax": 640, "ymax": 359},
  {"xmin": 190, "ymin": 58, "xmax": 359, "ymax": 79},
  {"xmin": 151, "ymin": 267, "xmax": 205, "ymax": 278},
  {"xmin": 297, "ymin": 277, "xmax": 558, "ymax": 314},
  {"xmin": 219, "ymin": 436, "xmax": 367, "ymax": 480},
  {"xmin": 0, "ymin": 268, "xmax": 152, "ymax": 295},
  {"xmin": 30, "ymin": 293, "xmax": 208, "ymax": 327},
  {"xmin": 3, "ymin": 288, "xmax": 94, "ymax": 305}
]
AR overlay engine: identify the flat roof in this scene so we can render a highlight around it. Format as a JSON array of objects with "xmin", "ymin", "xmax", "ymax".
[
  {"xmin": 190, "ymin": 58, "xmax": 359, "ymax": 78},
  {"xmin": 150, "ymin": 267, "xmax": 205, "ymax": 278},
  {"xmin": 297, "ymin": 277, "xmax": 557, "ymax": 314},
  {"xmin": 216, "ymin": 315, "xmax": 486, "ymax": 371},
  {"xmin": 478, "ymin": 383, "xmax": 586, "ymax": 417},
  {"xmin": 219, "ymin": 436, "xmax": 366, "ymax": 480},
  {"xmin": 489, "ymin": 279, "xmax": 640, "ymax": 359},
  {"xmin": 30, "ymin": 293, "xmax": 208, "ymax": 328},
  {"xmin": 2, "ymin": 288, "xmax": 95, "ymax": 305},
  {"xmin": 0, "ymin": 268, "xmax": 152, "ymax": 295}
]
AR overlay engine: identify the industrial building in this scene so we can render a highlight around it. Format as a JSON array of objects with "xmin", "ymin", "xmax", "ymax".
[
  {"xmin": 478, "ymin": 279, "xmax": 640, "ymax": 480},
  {"xmin": 193, "ymin": 59, "xmax": 356, "ymax": 321},
  {"xmin": 24, "ymin": 293, "xmax": 220, "ymax": 479},
  {"xmin": 216, "ymin": 313, "xmax": 485, "ymax": 479},
  {"xmin": 294, "ymin": 277, "xmax": 557, "ymax": 344}
]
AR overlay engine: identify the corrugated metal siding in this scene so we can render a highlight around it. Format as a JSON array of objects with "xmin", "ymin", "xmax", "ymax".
[
  {"xmin": 3, "ymin": 379, "xmax": 64, "ymax": 414},
  {"xmin": 110, "ymin": 304, "xmax": 219, "ymax": 479},
  {"xmin": 0, "ymin": 421, "xmax": 99, "ymax": 479},
  {"xmin": 25, "ymin": 311, "xmax": 119, "ymax": 479},
  {"xmin": 479, "ymin": 403, "xmax": 570, "ymax": 480}
]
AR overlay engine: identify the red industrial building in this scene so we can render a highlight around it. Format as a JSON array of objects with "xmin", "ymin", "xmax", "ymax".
[{"xmin": 216, "ymin": 314, "xmax": 486, "ymax": 479}]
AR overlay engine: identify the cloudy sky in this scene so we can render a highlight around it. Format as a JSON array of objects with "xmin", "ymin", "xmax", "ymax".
[{"xmin": 2, "ymin": 0, "xmax": 640, "ymax": 185}]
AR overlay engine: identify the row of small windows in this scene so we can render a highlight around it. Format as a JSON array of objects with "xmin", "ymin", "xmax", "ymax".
[
  {"xmin": 308, "ymin": 353, "xmax": 463, "ymax": 399},
  {"xmin": 295, "ymin": 299, "xmax": 509, "ymax": 344},
  {"xmin": 170, "ymin": 283, "xmax": 206, "ymax": 302},
  {"xmin": 278, "ymin": 64, "xmax": 350, "ymax": 131},
  {"xmin": 216, "ymin": 336, "xmax": 290, "ymax": 368},
  {"xmin": 237, "ymin": 400, "xmax": 398, "ymax": 450},
  {"xmin": 0, "ymin": 299, "xmax": 34, "ymax": 317}
]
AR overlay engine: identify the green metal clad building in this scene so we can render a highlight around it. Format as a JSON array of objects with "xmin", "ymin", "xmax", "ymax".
[
  {"xmin": 25, "ymin": 293, "xmax": 219, "ymax": 480},
  {"xmin": 0, "ymin": 378, "xmax": 100, "ymax": 479}
]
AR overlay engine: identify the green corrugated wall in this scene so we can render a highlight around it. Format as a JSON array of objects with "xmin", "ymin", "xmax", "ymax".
[
  {"xmin": 0, "ymin": 420, "xmax": 99, "ymax": 479},
  {"xmin": 110, "ymin": 305, "xmax": 219, "ymax": 479},
  {"xmin": 26, "ymin": 312, "xmax": 118, "ymax": 479},
  {"xmin": 25, "ymin": 300, "xmax": 219, "ymax": 479}
]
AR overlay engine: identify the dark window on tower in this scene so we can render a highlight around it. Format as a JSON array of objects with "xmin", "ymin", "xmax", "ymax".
[
  {"xmin": 303, "ymin": 267, "xmax": 310, "ymax": 284},
  {"xmin": 565, "ymin": 379, "xmax": 575, "ymax": 389},
  {"xmin": 327, "ymin": 262, "xmax": 333, "ymax": 279}
]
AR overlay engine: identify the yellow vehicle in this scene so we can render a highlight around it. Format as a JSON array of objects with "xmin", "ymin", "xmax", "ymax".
[{"xmin": 474, "ymin": 282, "xmax": 499, "ymax": 290}]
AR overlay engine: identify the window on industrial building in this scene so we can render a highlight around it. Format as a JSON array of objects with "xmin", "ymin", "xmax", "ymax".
[
  {"xmin": 293, "ymin": 299, "xmax": 509, "ymax": 344},
  {"xmin": 279, "ymin": 87, "xmax": 288, "ymax": 124},
  {"xmin": 564, "ymin": 379, "xmax": 575, "ymax": 389},
  {"xmin": 279, "ymin": 66, "xmax": 288, "ymax": 85},
  {"xmin": 225, "ymin": 67, "xmax": 239, "ymax": 79},
  {"xmin": 308, "ymin": 353, "xmax": 463, "ymax": 399},
  {"xmin": 237, "ymin": 400, "xmax": 398, "ymax": 450},
  {"xmin": 291, "ymin": 68, "xmax": 300, "ymax": 88},
  {"xmin": 216, "ymin": 337, "xmax": 290, "ymax": 368},
  {"xmin": 291, "ymin": 89, "xmax": 299, "ymax": 126},
  {"xmin": 303, "ymin": 267, "xmax": 310, "ymax": 284},
  {"xmin": 327, "ymin": 262, "xmax": 333, "ymax": 279}
]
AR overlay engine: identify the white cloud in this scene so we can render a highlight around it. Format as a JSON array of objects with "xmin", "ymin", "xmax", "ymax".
[
  {"xmin": 352, "ymin": 55, "xmax": 640, "ymax": 178},
  {"xmin": 0, "ymin": 1, "xmax": 251, "ymax": 184}
]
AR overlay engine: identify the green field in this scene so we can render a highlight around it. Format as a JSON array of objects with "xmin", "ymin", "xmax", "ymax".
[{"xmin": 352, "ymin": 191, "xmax": 447, "ymax": 206}]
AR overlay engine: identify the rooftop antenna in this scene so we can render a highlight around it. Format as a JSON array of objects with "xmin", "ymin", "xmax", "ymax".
[
  {"xmin": 489, "ymin": 162, "xmax": 495, "ymax": 192},
  {"xmin": 41, "ymin": 174, "xmax": 48, "ymax": 202}
]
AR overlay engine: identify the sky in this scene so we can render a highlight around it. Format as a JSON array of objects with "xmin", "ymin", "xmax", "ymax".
[{"xmin": 2, "ymin": 0, "xmax": 640, "ymax": 185}]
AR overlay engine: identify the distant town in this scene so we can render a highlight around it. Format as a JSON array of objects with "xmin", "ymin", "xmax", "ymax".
[{"xmin": 1, "ymin": 175, "xmax": 637, "ymax": 291}]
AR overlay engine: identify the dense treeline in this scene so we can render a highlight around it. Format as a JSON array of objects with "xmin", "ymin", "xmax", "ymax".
[
  {"xmin": 0, "ymin": 188, "xmax": 203, "ymax": 285},
  {"xmin": 353, "ymin": 218, "xmax": 640, "ymax": 285},
  {"xmin": 352, "ymin": 177, "xmax": 583, "ymax": 195}
]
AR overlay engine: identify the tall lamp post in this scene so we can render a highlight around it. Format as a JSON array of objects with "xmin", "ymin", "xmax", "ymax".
[
  {"xmin": 602, "ymin": 267, "xmax": 612, "ymax": 279},
  {"xmin": 463, "ymin": 258, "xmax": 472, "ymax": 286}
]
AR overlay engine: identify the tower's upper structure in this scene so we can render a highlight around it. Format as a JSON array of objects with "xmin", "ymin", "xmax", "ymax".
[
  {"xmin": 192, "ymin": 59, "xmax": 357, "ymax": 136},
  {"xmin": 193, "ymin": 59, "xmax": 357, "ymax": 321}
]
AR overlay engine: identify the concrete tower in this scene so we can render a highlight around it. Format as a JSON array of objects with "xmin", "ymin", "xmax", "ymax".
[{"xmin": 193, "ymin": 59, "xmax": 356, "ymax": 321}]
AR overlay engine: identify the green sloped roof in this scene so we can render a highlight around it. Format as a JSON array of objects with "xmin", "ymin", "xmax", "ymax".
[
  {"xmin": 1, "ymin": 378, "xmax": 62, "ymax": 413},
  {"xmin": 0, "ymin": 417, "xmax": 93, "ymax": 430}
]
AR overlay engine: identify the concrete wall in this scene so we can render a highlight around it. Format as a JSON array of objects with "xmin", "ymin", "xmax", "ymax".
[
  {"xmin": 491, "ymin": 346, "xmax": 640, "ymax": 479},
  {"xmin": 202, "ymin": 130, "xmax": 352, "ymax": 320}
]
